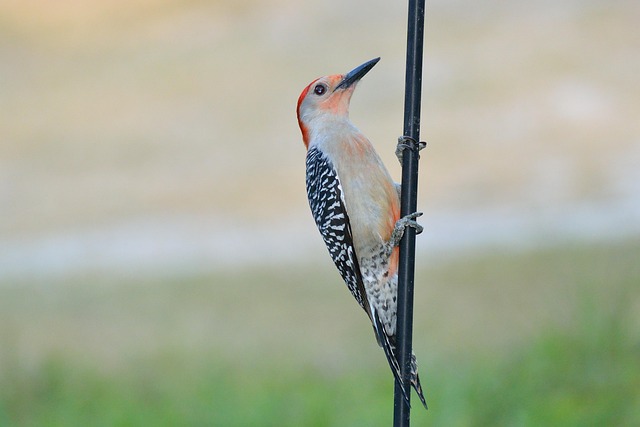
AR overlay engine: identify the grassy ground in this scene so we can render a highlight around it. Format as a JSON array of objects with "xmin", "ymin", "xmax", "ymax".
[{"xmin": 1, "ymin": 239, "xmax": 638, "ymax": 426}]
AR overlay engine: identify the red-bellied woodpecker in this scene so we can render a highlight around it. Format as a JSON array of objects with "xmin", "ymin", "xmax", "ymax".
[{"xmin": 297, "ymin": 57, "xmax": 427, "ymax": 408}]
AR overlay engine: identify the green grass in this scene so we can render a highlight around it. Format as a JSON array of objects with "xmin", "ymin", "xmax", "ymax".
[
  {"xmin": 1, "ymin": 240, "xmax": 639, "ymax": 426},
  {"xmin": 1, "ymin": 308, "xmax": 638, "ymax": 427}
]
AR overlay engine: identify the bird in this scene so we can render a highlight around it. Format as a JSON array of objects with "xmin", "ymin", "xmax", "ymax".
[{"xmin": 297, "ymin": 57, "xmax": 427, "ymax": 408}]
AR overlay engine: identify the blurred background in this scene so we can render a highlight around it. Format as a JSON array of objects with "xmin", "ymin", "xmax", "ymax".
[{"xmin": 1, "ymin": 0, "xmax": 638, "ymax": 425}]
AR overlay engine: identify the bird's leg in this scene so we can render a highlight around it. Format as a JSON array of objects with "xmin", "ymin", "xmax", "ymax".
[
  {"xmin": 390, "ymin": 211, "xmax": 423, "ymax": 246},
  {"xmin": 380, "ymin": 212, "xmax": 423, "ymax": 260},
  {"xmin": 396, "ymin": 136, "xmax": 427, "ymax": 165}
]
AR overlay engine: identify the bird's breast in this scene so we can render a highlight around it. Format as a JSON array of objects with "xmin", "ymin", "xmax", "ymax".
[{"xmin": 318, "ymin": 131, "xmax": 399, "ymax": 257}]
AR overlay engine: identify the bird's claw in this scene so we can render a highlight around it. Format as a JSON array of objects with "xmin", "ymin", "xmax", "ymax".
[
  {"xmin": 396, "ymin": 136, "xmax": 426, "ymax": 165},
  {"xmin": 390, "ymin": 211, "xmax": 424, "ymax": 247},
  {"xmin": 400, "ymin": 211, "xmax": 424, "ymax": 235}
]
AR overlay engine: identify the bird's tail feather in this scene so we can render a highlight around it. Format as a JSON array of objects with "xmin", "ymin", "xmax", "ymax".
[
  {"xmin": 372, "ymin": 311, "xmax": 411, "ymax": 406},
  {"xmin": 372, "ymin": 310, "xmax": 428, "ymax": 409},
  {"xmin": 411, "ymin": 353, "xmax": 428, "ymax": 409}
]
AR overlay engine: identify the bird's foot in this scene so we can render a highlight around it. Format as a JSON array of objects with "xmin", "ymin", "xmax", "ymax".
[
  {"xmin": 396, "ymin": 136, "xmax": 427, "ymax": 165},
  {"xmin": 389, "ymin": 211, "xmax": 424, "ymax": 247}
]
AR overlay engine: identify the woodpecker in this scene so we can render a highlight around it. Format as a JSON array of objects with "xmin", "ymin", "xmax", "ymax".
[{"xmin": 297, "ymin": 57, "xmax": 427, "ymax": 408}]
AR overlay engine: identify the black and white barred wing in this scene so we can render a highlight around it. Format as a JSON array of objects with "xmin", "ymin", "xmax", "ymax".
[{"xmin": 305, "ymin": 147, "xmax": 368, "ymax": 312}]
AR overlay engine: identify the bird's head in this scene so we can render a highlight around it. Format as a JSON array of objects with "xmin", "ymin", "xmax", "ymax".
[{"xmin": 297, "ymin": 57, "xmax": 380, "ymax": 148}]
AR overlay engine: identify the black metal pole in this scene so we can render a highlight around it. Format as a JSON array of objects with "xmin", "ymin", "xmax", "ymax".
[{"xmin": 393, "ymin": 0, "xmax": 425, "ymax": 425}]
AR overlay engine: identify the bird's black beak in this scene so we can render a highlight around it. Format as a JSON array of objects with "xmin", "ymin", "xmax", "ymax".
[{"xmin": 334, "ymin": 57, "xmax": 380, "ymax": 91}]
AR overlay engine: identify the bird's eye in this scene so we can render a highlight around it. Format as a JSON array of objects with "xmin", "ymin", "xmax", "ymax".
[{"xmin": 314, "ymin": 84, "xmax": 327, "ymax": 96}]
